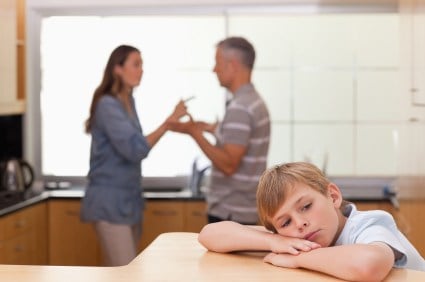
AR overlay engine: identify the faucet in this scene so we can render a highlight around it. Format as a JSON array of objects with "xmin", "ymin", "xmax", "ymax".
[{"xmin": 189, "ymin": 158, "xmax": 210, "ymax": 195}]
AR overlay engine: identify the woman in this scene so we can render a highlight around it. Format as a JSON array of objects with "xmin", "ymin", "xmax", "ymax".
[{"xmin": 81, "ymin": 45, "xmax": 187, "ymax": 266}]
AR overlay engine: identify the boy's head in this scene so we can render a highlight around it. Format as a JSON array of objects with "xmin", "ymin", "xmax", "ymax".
[{"xmin": 257, "ymin": 162, "xmax": 348, "ymax": 246}]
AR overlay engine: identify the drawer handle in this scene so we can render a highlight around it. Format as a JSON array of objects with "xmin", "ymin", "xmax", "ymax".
[
  {"xmin": 14, "ymin": 245, "xmax": 24, "ymax": 252},
  {"xmin": 65, "ymin": 210, "xmax": 80, "ymax": 217},
  {"xmin": 152, "ymin": 210, "xmax": 177, "ymax": 216},
  {"xmin": 15, "ymin": 220, "xmax": 26, "ymax": 229},
  {"xmin": 191, "ymin": 211, "xmax": 204, "ymax": 216}
]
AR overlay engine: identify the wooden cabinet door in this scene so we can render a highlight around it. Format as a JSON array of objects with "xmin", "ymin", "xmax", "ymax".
[
  {"xmin": 28, "ymin": 202, "xmax": 48, "ymax": 265},
  {"xmin": 398, "ymin": 200, "xmax": 425, "ymax": 257},
  {"xmin": 0, "ymin": 231, "xmax": 36, "ymax": 264},
  {"xmin": 183, "ymin": 201, "xmax": 207, "ymax": 233},
  {"xmin": 47, "ymin": 199, "xmax": 101, "ymax": 266},
  {"xmin": 139, "ymin": 201, "xmax": 184, "ymax": 251}
]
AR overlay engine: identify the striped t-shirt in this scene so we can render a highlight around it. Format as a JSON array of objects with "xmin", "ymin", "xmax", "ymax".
[{"xmin": 207, "ymin": 83, "xmax": 270, "ymax": 223}]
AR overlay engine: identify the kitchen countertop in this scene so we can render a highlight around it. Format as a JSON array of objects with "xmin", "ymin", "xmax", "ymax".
[
  {"xmin": 0, "ymin": 232, "xmax": 421, "ymax": 282},
  {"xmin": 0, "ymin": 186, "xmax": 204, "ymax": 217},
  {"xmin": 0, "ymin": 175, "xmax": 408, "ymax": 217}
]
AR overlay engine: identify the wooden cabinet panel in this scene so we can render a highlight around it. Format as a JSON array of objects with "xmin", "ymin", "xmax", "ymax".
[
  {"xmin": 47, "ymin": 200, "xmax": 101, "ymax": 266},
  {"xmin": 45, "ymin": 199, "xmax": 206, "ymax": 262},
  {"xmin": 139, "ymin": 200, "xmax": 207, "ymax": 251},
  {"xmin": 0, "ymin": 231, "xmax": 36, "ymax": 264},
  {"xmin": 183, "ymin": 201, "xmax": 207, "ymax": 233},
  {"xmin": 398, "ymin": 200, "xmax": 425, "ymax": 257},
  {"xmin": 139, "ymin": 201, "xmax": 185, "ymax": 251},
  {"xmin": 353, "ymin": 201, "xmax": 394, "ymax": 213},
  {"xmin": 0, "ymin": 202, "xmax": 47, "ymax": 265}
]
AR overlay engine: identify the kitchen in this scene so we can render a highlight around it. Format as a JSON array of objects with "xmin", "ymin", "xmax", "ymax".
[{"xmin": 1, "ymin": 0, "xmax": 425, "ymax": 280}]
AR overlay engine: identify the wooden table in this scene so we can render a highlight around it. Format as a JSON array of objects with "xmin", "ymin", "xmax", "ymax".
[{"xmin": 0, "ymin": 232, "xmax": 424, "ymax": 281}]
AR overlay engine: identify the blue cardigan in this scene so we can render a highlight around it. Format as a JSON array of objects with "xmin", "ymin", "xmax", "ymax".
[{"xmin": 81, "ymin": 95, "xmax": 151, "ymax": 225}]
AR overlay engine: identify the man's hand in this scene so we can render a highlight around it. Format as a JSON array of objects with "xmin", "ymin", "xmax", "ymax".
[{"xmin": 168, "ymin": 118, "xmax": 197, "ymax": 134}]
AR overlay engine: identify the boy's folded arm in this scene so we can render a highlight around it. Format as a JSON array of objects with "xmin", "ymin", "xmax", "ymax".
[
  {"xmin": 265, "ymin": 242, "xmax": 395, "ymax": 282},
  {"xmin": 197, "ymin": 221, "xmax": 320, "ymax": 254}
]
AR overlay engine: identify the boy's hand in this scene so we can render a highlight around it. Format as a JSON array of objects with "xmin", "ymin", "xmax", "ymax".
[
  {"xmin": 263, "ymin": 252, "xmax": 298, "ymax": 268},
  {"xmin": 270, "ymin": 236, "xmax": 321, "ymax": 255}
]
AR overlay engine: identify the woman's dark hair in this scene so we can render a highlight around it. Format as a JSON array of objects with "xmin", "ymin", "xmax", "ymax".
[{"xmin": 85, "ymin": 45, "xmax": 140, "ymax": 133}]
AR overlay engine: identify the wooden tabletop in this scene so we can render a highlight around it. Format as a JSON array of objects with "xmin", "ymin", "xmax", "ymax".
[{"xmin": 0, "ymin": 232, "xmax": 424, "ymax": 281}]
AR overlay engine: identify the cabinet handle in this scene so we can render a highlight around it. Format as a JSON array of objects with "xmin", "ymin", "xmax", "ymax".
[
  {"xmin": 14, "ymin": 219, "xmax": 26, "ymax": 229},
  {"xmin": 152, "ymin": 210, "xmax": 177, "ymax": 216},
  {"xmin": 191, "ymin": 211, "xmax": 204, "ymax": 217},
  {"xmin": 65, "ymin": 210, "xmax": 80, "ymax": 217},
  {"xmin": 14, "ymin": 245, "xmax": 24, "ymax": 253}
]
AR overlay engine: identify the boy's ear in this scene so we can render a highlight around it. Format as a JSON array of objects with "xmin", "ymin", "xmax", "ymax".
[{"xmin": 327, "ymin": 183, "xmax": 343, "ymax": 208}]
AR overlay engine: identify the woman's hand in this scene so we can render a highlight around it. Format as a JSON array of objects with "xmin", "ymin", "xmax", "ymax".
[{"xmin": 166, "ymin": 100, "xmax": 189, "ymax": 123}]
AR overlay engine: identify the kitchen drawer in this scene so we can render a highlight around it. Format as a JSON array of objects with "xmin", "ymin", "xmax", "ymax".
[
  {"xmin": 139, "ymin": 201, "xmax": 185, "ymax": 251},
  {"xmin": 138, "ymin": 200, "xmax": 207, "ymax": 251},
  {"xmin": 0, "ymin": 230, "xmax": 36, "ymax": 264},
  {"xmin": 183, "ymin": 201, "xmax": 207, "ymax": 232},
  {"xmin": 0, "ymin": 203, "xmax": 47, "ymax": 265},
  {"xmin": 0, "ymin": 205, "xmax": 39, "ymax": 241}
]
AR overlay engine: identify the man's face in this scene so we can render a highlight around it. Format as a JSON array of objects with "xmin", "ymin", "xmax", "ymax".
[
  {"xmin": 213, "ymin": 47, "xmax": 233, "ymax": 88},
  {"xmin": 270, "ymin": 183, "xmax": 344, "ymax": 247}
]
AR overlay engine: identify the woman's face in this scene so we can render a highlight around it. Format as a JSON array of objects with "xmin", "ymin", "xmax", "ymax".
[{"xmin": 116, "ymin": 51, "xmax": 143, "ymax": 89}]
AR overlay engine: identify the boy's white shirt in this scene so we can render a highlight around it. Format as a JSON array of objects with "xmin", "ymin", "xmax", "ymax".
[{"xmin": 335, "ymin": 204, "xmax": 425, "ymax": 271}]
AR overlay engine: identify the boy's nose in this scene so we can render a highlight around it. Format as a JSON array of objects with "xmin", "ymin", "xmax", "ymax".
[{"xmin": 295, "ymin": 217, "xmax": 309, "ymax": 231}]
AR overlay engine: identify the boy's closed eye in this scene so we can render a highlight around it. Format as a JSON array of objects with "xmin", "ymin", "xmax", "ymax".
[
  {"xmin": 282, "ymin": 219, "xmax": 291, "ymax": 228},
  {"xmin": 301, "ymin": 203, "xmax": 312, "ymax": 212},
  {"xmin": 281, "ymin": 202, "xmax": 312, "ymax": 228}
]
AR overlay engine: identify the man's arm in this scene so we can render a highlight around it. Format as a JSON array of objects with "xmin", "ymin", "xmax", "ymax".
[
  {"xmin": 198, "ymin": 221, "xmax": 320, "ymax": 254},
  {"xmin": 191, "ymin": 131, "xmax": 246, "ymax": 176},
  {"xmin": 168, "ymin": 120, "xmax": 246, "ymax": 175},
  {"xmin": 264, "ymin": 242, "xmax": 394, "ymax": 282}
]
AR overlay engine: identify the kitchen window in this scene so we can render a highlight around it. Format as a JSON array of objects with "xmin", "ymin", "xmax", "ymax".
[
  {"xmin": 40, "ymin": 15, "xmax": 225, "ymax": 178},
  {"xmin": 29, "ymin": 3, "xmax": 422, "ymax": 184}
]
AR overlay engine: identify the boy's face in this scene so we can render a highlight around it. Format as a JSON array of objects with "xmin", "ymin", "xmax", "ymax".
[{"xmin": 270, "ymin": 182, "xmax": 346, "ymax": 247}]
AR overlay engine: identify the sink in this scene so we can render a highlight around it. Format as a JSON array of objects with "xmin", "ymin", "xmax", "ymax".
[{"xmin": 329, "ymin": 176, "xmax": 397, "ymax": 201}]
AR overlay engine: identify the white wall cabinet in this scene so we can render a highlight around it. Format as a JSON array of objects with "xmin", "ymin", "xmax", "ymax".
[
  {"xmin": 411, "ymin": 0, "xmax": 425, "ymax": 105},
  {"xmin": 401, "ymin": 0, "xmax": 425, "ymax": 106},
  {"xmin": 0, "ymin": 0, "xmax": 24, "ymax": 115}
]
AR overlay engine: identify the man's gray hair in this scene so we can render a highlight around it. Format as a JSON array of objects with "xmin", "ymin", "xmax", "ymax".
[{"xmin": 217, "ymin": 37, "xmax": 256, "ymax": 70}]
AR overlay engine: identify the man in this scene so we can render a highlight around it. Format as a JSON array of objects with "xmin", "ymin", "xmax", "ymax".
[{"xmin": 171, "ymin": 37, "xmax": 270, "ymax": 224}]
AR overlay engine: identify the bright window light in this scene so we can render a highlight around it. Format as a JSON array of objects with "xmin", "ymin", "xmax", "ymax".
[{"xmin": 40, "ymin": 15, "xmax": 225, "ymax": 177}]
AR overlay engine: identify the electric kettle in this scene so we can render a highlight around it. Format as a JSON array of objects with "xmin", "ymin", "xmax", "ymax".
[{"xmin": 0, "ymin": 159, "xmax": 34, "ymax": 192}]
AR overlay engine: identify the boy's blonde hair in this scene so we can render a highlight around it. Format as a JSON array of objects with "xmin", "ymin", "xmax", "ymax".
[{"xmin": 256, "ymin": 162, "xmax": 331, "ymax": 233}]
